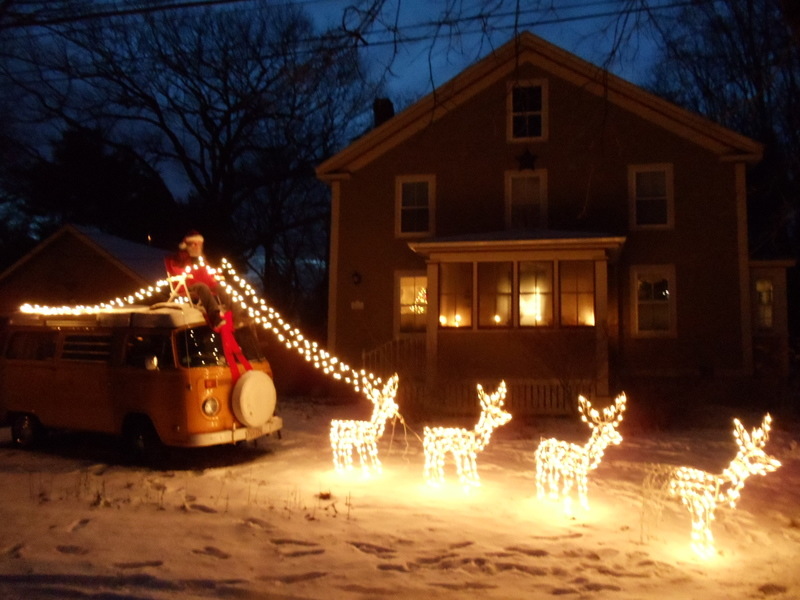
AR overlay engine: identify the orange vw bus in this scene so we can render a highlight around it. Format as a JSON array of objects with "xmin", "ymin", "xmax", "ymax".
[{"xmin": 0, "ymin": 303, "xmax": 282, "ymax": 459}]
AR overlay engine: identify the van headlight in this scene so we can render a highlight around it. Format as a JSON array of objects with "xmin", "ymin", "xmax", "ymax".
[{"xmin": 202, "ymin": 397, "xmax": 221, "ymax": 417}]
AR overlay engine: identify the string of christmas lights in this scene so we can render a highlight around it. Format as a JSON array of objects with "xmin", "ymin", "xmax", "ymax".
[
  {"xmin": 534, "ymin": 394, "xmax": 626, "ymax": 514},
  {"xmin": 668, "ymin": 414, "xmax": 781, "ymax": 558},
  {"xmin": 20, "ymin": 258, "xmax": 382, "ymax": 394}
]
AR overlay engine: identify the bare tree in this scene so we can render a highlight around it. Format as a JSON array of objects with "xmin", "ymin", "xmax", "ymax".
[
  {"xmin": 2, "ymin": 3, "xmax": 380, "ymax": 324},
  {"xmin": 646, "ymin": 0, "xmax": 800, "ymax": 257}
]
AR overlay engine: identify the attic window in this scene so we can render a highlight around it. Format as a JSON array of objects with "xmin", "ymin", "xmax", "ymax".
[{"xmin": 507, "ymin": 80, "xmax": 548, "ymax": 141}]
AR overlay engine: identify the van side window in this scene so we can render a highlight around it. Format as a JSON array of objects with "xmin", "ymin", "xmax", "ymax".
[
  {"xmin": 125, "ymin": 334, "xmax": 174, "ymax": 369},
  {"xmin": 62, "ymin": 334, "xmax": 112, "ymax": 362},
  {"xmin": 5, "ymin": 331, "xmax": 57, "ymax": 360}
]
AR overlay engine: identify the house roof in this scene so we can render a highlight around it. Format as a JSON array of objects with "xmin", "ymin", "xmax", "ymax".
[
  {"xmin": 317, "ymin": 31, "xmax": 763, "ymax": 179},
  {"xmin": 0, "ymin": 224, "xmax": 171, "ymax": 287}
]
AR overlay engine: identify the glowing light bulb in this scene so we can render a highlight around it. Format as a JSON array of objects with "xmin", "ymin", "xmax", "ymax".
[{"xmin": 423, "ymin": 381, "xmax": 511, "ymax": 490}]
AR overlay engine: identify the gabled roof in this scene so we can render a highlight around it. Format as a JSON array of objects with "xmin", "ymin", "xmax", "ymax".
[
  {"xmin": 0, "ymin": 224, "xmax": 170, "ymax": 286},
  {"xmin": 317, "ymin": 31, "xmax": 763, "ymax": 179}
]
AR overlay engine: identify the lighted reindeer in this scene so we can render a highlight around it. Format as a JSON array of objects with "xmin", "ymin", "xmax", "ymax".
[
  {"xmin": 330, "ymin": 374, "xmax": 400, "ymax": 475},
  {"xmin": 423, "ymin": 381, "xmax": 511, "ymax": 489},
  {"xmin": 668, "ymin": 413, "xmax": 781, "ymax": 558},
  {"xmin": 535, "ymin": 393, "xmax": 627, "ymax": 513}
]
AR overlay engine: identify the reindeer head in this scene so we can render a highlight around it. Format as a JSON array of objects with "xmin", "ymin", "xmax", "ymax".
[
  {"xmin": 362, "ymin": 373, "xmax": 400, "ymax": 424},
  {"xmin": 477, "ymin": 380, "xmax": 512, "ymax": 429},
  {"xmin": 728, "ymin": 413, "xmax": 781, "ymax": 482},
  {"xmin": 578, "ymin": 393, "xmax": 626, "ymax": 463}
]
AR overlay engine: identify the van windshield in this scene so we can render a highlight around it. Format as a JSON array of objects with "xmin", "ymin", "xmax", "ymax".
[{"xmin": 176, "ymin": 326, "xmax": 265, "ymax": 368}]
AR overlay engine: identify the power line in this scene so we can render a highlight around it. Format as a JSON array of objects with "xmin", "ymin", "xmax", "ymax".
[{"xmin": 1, "ymin": 0, "xmax": 700, "ymax": 84}]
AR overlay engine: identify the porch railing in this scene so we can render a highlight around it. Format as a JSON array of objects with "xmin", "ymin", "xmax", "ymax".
[{"xmin": 362, "ymin": 336, "xmax": 587, "ymax": 416}]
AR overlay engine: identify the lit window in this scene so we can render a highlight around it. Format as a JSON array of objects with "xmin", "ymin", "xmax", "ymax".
[
  {"xmin": 633, "ymin": 265, "xmax": 676, "ymax": 337},
  {"xmin": 629, "ymin": 164, "xmax": 674, "ymax": 229},
  {"xmin": 519, "ymin": 261, "xmax": 553, "ymax": 327},
  {"xmin": 396, "ymin": 175, "xmax": 435, "ymax": 236},
  {"xmin": 560, "ymin": 261, "xmax": 595, "ymax": 327},
  {"xmin": 399, "ymin": 275, "xmax": 428, "ymax": 333},
  {"xmin": 439, "ymin": 263, "xmax": 472, "ymax": 328},
  {"xmin": 508, "ymin": 81, "xmax": 547, "ymax": 140},
  {"xmin": 506, "ymin": 171, "xmax": 547, "ymax": 230},
  {"xmin": 478, "ymin": 262, "xmax": 512, "ymax": 328},
  {"xmin": 755, "ymin": 278, "xmax": 774, "ymax": 330}
]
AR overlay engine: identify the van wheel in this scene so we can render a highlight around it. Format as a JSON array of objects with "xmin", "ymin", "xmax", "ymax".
[
  {"xmin": 11, "ymin": 414, "xmax": 43, "ymax": 448},
  {"xmin": 122, "ymin": 418, "xmax": 165, "ymax": 465}
]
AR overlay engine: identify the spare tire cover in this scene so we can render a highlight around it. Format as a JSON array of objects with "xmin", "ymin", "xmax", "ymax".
[{"xmin": 232, "ymin": 370, "xmax": 277, "ymax": 427}]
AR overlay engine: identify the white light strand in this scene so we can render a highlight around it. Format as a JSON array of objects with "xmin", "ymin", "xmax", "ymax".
[
  {"xmin": 535, "ymin": 394, "xmax": 626, "ymax": 514},
  {"xmin": 329, "ymin": 374, "xmax": 400, "ymax": 475},
  {"xmin": 668, "ymin": 414, "xmax": 781, "ymax": 558},
  {"xmin": 18, "ymin": 257, "xmax": 382, "ymax": 394},
  {"xmin": 217, "ymin": 259, "xmax": 379, "ymax": 391},
  {"xmin": 423, "ymin": 381, "xmax": 511, "ymax": 490}
]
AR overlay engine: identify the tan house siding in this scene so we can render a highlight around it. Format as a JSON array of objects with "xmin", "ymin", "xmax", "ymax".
[{"xmin": 318, "ymin": 32, "xmax": 787, "ymax": 412}]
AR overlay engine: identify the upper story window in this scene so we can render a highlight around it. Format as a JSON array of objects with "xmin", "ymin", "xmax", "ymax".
[
  {"xmin": 506, "ymin": 170, "xmax": 547, "ymax": 230},
  {"xmin": 396, "ymin": 175, "xmax": 435, "ymax": 237},
  {"xmin": 508, "ymin": 80, "xmax": 548, "ymax": 141},
  {"xmin": 632, "ymin": 265, "xmax": 677, "ymax": 337},
  {"xmin": 629, "ymin": 164, "xmax": 674, "ymax": 229}
]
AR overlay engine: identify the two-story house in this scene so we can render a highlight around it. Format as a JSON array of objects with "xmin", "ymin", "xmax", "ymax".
[{"xmin": 316, "ymin": 32, "xmax": 792, "ymax": 416}]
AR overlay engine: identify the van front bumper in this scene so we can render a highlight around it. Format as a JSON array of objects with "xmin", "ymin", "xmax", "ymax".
[{"xmin": 178, "ymin": 415, "xmax": 283, "ymax": 447}]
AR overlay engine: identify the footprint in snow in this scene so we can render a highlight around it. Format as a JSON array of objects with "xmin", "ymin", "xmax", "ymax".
[
  {"xmin": 57, "ymin": 545, "xmax": 89, "ymax": 555},
  {"xmin": 67, "ymin": 518, "xmax": 91, "ymax": 533},
  {"xmin": 192, "ymin": 546, "xmax": 230, "ymax": 559}
]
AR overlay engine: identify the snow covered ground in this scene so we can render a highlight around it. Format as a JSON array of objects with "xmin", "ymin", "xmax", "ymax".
[{"xmin": 0, "ymin": 398, "xmax": 799, "ymax": 600}]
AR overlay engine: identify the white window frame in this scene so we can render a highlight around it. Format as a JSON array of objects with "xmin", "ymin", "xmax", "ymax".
[
  {"xmin": 395, "ymin": 175, "xmax": 435, "ymax": 238},
  {"xmin": 628, "ymin": 163, "xmax": 675, "ymax": 230},
  {"xmin": 395, "ymin": 271, "xmax": 428, "ymax": 336},
  {"xmin": 631, "ymin": 264, "xmax": 677, "ymax": 338},
  {"xmin": 506, "ymin": 79, "xmax": 549, "ymax": 142},
  {"xmin": 504, "ymin": 169, "xmax": 548, "ymax": 230}
]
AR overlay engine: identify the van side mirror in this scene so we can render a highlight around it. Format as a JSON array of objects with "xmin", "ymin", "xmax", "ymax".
[{"xmin": 144, "ymin": 356, "xmax": 159, "ymax": 371}]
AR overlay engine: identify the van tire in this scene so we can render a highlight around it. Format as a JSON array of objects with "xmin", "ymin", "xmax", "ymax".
[
  {"xmin": 122, "ymin": 417, "xmax": 165, "ymax": 465},
  {"xmin": 11, "ymin": 413, "xmax": 43, "ymax": 448},
  {"xmin": 232, "ymin": 370, "xmax": 276, "ymax": 428}
]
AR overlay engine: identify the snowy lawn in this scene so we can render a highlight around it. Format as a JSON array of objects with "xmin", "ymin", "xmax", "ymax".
[{"xmin": 0, "ymin": 398, "xmax": 798, "ymax": 599}]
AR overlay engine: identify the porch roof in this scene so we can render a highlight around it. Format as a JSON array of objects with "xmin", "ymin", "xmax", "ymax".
[{"xmin": 408, "ymin": 230, "xmax": 626, "ymax": 258}]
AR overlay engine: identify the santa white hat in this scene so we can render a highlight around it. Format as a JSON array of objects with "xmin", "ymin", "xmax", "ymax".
[{"xmin": 179, "ymin": 230, "xmax": 204, "ymax": 249}]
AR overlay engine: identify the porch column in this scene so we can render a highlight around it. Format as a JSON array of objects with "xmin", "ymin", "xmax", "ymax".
[
  {"xmin": 425, "ymin": 261, "xmax": 439, "ymax": 385},
  {"xmin": 595, "ymin": 258, "xmax": 610, "ymax": 397}
]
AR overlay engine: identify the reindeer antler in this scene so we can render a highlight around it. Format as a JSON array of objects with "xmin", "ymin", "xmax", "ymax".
[
  {"xmin": 478, "ymin": 380, "xmax": 507, "ymax": 410},
  {"xmin": 579, "ymin": 393, "xmax": 626, "ymax": 428}
]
